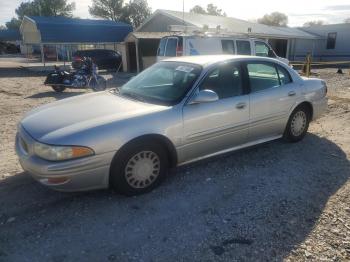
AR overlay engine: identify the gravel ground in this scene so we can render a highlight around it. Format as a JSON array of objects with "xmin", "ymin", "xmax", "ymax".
[{"xmin": 0, "ymin": 59, "xmax": 349, "ymax": 262}]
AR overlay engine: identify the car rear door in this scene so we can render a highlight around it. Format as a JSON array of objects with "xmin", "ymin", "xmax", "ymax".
[
  {"xmin": 181, "ymin": 62, "xmax": 250, "ymax": 162},
  {"xmin": 245, "ymin": 61, "xmax": 300, "ymax": 141}
]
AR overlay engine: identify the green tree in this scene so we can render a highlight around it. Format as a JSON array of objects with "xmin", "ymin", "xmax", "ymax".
[
  {"xmin": 257, "ymin": 12, "xmax": 288, "ymax": 27},
  {"xmin": 0, "ymin": 25, "xmax": 6, "ymax": 30},
  {"xmin": 206, "ymin": 3, "xmax": 226, "ymax": 16},
  {"xmin": 89, "ymin": 0, "xmax": 151, "ymax": 28},
  {"xmin": 89, "ymin": 0, "xmax": 124, "ymax": 21},
  {"xmin": 121, "ymin": 0, "xmax": 151, "ymax": 28},
  {"xmin": 190, "ymin": 5, "xmax": 206, "ymax": 15},
  {"xmin": 190, "ymin": 3, "xmax": 226, "ymax": 17},
  {"xmin": 303, "ymin": 20, "xmax": 325, "ymax": 27},
  {"xmin": 5, "ymin": 18, "xmax": 22, "ymax": 30},
  {"xmin": 37, "ymin": 0, "xmax": 75, "ymax": 16},
  {"xmin": 6, "ymin": 0, "xmax": 75, "ymax": 30}
]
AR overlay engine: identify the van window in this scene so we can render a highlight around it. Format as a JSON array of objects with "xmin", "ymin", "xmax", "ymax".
[
  {"xmin": 221, "ymin": 40, "xmax": 235, "ymax": 54},
  {"xmin": 255, "ymin": 42, "xmax": 269, "ymax": 57},
  {"xmin": 158, "ymin": 38, "xmax": 167, "ymax": 56},
  {"xmin": 165, "ymin": 38, "xmax": 177, "ymax": 56},
  {"xmin": 236, "ymin": 40, "xmax": 251, "ymax": 55},
  {"xmin": 255, "ymin": 41, "xmax": 276, "ymax": 58}
]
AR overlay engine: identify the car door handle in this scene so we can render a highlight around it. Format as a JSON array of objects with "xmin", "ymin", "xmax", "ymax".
[
  {"xmin": 288, "ymin": 91, "xmax": 296, "ymax": 96},
  {"xmin": 236, "ymin": 102, "xmax": 246, "ymax": 109}
]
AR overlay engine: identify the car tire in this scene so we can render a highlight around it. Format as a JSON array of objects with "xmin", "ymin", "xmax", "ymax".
[
  {"xmin": 110, "ymin": 141, "xmax": 169, "ymax": 196},
  {"xmin": 283, "ymin": 105, "xmax": 310, "ymax": 142},
  {"xmin": 51, "ymin": 85, "xmax": 66, "ymax": 92}
]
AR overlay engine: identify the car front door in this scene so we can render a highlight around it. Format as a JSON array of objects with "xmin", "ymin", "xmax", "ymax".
[
  {"xmin": 245, "ymin": 61, "xmax": 299, "ymax": 141},
  {"xmin": 180, "ymin": 62, "xmax": 250, "ymax": 162}
]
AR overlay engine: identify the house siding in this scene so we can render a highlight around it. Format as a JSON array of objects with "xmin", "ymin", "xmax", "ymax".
[{"xmin": 302, "ymin": 24, "xmax": 350, "ymax": 61}]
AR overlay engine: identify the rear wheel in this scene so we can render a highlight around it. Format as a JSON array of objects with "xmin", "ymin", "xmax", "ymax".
[
  {"xmin": 110, "ymin": 142, "xmax": 169, "ymax": 196},
  {"xmin": 284, "ymin": 105, "xmax": 310, "ymax": 142},
  {"xmin": 51, "ymin": 85, "xmax": 66, "ymax": 92}
]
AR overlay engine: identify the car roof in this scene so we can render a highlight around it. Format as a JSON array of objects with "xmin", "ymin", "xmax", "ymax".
[
  {"xmin": 163, "ymin": 55, "xmax": 281, "ymax": 68},
  {"xmin": 163, "ymin": 34, "xmax": 261, "ymax": 41}
]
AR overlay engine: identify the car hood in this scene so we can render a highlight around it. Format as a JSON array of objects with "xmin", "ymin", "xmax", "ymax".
[{"xmin": 21, "ymin": 91, "xmax": 168, "ymax": 142}]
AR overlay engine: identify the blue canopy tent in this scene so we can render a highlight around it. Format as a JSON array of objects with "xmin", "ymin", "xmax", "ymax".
[{"xmin": 20, "ymin": 16, "xmax": 133, "ymax": 63}]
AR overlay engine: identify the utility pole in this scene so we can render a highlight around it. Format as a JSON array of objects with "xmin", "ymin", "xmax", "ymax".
[{"xmin": 182, "ymin": 0, "xmax": 185, "ymax": 25}]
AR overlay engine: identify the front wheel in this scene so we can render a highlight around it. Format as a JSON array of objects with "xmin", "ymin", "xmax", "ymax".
[
  {"xmin": 110, "ymin": 142, "xmax": 169, "ymax": 196},
  {"xmin": 51, "ymin": 85, "xmax": 66, "ymax": 92},
  {"xmin": 283, "ymin": 105, "xmax": 310, "ymax": 142}
]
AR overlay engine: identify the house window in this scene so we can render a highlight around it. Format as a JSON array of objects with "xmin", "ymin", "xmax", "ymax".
[{"xmin": 326, "ymin": 32, "xmax": 337, "ymax": 49}]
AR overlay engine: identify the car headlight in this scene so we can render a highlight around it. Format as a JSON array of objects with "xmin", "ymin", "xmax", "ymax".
[{"xmin": 34, "ymin": 142, "xmax": 94, "ymax": 161}]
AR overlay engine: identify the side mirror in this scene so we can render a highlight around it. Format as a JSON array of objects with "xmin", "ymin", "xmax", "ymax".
[{"xmin": 190, "ymin": 89, "xmax": 219, "ymax": 104}]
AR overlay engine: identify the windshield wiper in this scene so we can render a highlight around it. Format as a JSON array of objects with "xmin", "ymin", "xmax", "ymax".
[{"xmin": 120, "ymin": 92, "xmax": 146, "ymax": 102}]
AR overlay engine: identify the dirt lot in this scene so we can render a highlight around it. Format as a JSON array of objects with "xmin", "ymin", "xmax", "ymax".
[{"xmin": 0, "ymin": 59, "xmax": 349, "ymax": 261}]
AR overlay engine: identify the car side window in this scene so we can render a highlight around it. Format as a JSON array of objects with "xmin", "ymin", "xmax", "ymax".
[
  {"xmin": 247, "ymin": 62, "xmax": 280, "ymax": 93},
  {"xmin": 236, "ymin": 40, "xmax": 251, "ymax": 55},
  {"xmin": 277, "ymin": 65, "xmax": 292, "ymax": 85},
  {"xmin": 199, "ymin": 63, "xmax": 243, "ymax": 99}
]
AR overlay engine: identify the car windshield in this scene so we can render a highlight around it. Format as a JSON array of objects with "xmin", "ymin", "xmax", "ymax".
[{"xmin": 119, "ymin": 62, "xmax": 202, "ymax": 106}]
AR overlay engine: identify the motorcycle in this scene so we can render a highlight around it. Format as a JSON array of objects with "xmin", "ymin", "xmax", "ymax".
[{"xmin": 44, "ymin": 57, "xmax": 107, "ymax": 92}]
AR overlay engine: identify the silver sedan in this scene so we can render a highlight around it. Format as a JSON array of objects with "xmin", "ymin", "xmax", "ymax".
[{"xmin": 16, "ymin": 55, "xmax": 328, "ymax": 195}]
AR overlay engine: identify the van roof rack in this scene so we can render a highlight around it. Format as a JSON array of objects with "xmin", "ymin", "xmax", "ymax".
[{"xmin": 167, "ymin": 25, "xmax": 253, "ymax": 38}]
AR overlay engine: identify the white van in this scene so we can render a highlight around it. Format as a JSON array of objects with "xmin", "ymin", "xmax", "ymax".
[{"xmin": 157, "ymin": 35, "xmax": 290, "ymax": 65}]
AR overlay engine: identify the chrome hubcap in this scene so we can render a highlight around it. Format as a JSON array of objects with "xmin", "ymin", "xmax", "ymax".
[
  {"xmin": 125, "ymin": 151, "xmax": 160, "ymax": 189},
  {"xmin": 291, "ymin": 111, "xmax": 307, "ymax": 136}
]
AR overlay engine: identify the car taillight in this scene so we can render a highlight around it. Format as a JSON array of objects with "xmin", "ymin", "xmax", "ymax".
[
  {"xmin": 176, "ymin": 46, "xmax": 183, "ymax": 56},
  {"xmin": 321, "ymin": 81, "xmax": 328, "ymax": 96},
  {"xmin": 74, "ymin": 56, "xmax": 83, "ymax": 62}
]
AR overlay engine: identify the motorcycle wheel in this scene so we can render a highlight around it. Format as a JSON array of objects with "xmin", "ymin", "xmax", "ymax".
[
  {"xmin": 90, "ymin": 76, "xmax": 107, "ymax": 92},
  {"xmin": 51, "ymin": 85, "xmax": 66, "ymax": 92}
]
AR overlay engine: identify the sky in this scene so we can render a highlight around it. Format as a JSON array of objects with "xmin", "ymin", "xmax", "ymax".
[{"xmin": 0, "ymin": 0, "xmax": 350, "ymax": 27}]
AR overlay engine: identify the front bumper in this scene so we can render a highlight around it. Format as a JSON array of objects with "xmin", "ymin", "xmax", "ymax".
[{"xmin": 15, "ymin": 127, "xmax": 115, "ymax": 192}]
